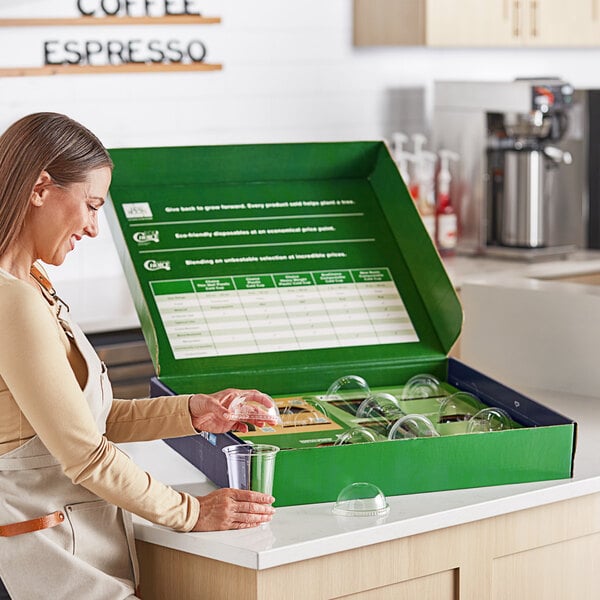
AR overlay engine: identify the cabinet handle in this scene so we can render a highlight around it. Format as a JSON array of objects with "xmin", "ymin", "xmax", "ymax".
[
  {"xmin": 530, "ymin": 0, "xmax": 538, "ymax": 37},
  {"xmin": 594, "ymin": 0, "xmax": 598, "ymax": 21},
  {"xmin": 513, "ymin": 0, "xmax": 520, "ymax": 37}
]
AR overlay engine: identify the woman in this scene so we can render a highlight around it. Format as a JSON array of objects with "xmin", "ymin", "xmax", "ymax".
[{"xmin": 0, "ymin": 113, "xmax": 276, "ymax": 599}]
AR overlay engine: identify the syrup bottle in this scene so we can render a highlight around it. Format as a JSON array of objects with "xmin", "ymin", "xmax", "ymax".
[{"xmin": 436, "ymin": 150, "xmax": 460, "ymax": 255}]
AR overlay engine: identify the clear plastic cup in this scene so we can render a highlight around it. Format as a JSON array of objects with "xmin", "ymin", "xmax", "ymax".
[{"xmin": 222, "ymin": 444, "xmax": 280, "ymax": 495}]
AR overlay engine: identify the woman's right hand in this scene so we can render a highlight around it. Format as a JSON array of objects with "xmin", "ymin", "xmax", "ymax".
[{"xmin": 191, "ymin": 488, "xmax": 276, "ymax": 531}]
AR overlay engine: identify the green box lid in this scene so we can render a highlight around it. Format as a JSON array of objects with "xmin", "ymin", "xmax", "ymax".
[{"xmin": 106, "ymin": 141, "xmax": 462, "ymax": 395}]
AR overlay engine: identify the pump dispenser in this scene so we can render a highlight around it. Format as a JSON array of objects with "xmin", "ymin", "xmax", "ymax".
[
  {"xmin": 393, "ymin": 132, "xmax": 408, "ymax": 154},
  {"xmin": 392, "ymin": 132, "xmax": 415, "ymax": 187},
  {"xmin": 409, "ymin": 134, "xmax": 428, "ymax": 201},
  {"xmin": 413, "ymin": 149, "xmax": 438, "ymax": 240},
  {"xmin": 411, "ymin": 133, "xmax": 427, "ymax": 156},
  {"xmin": 436, "ymin": 150, "xmax": 460, "ymax": 254}
]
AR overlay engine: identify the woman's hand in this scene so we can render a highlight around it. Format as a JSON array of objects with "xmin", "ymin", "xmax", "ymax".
[
  {"xmin": 191, "ymin": 488, "xmax": 276, "ymax": 531},
  {"xmin": 188, "ymin": 388, "xmax": 276, "ymax": 433}
]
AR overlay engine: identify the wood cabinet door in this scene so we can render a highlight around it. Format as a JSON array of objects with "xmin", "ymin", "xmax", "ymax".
[
  {"xmin": 426, "ymin": 0, "xmax": 522, "ymax": 46},
  {"xmin": 524, "ymin": 0, "xmax": 600, "ymax": 46},
  {"xmin": 353, "ymin": 0, "xmax": 426, "ymax": 46},
  {"xmin": 354, "ymin": 0, "xmax": 600, "ymax": 47}
]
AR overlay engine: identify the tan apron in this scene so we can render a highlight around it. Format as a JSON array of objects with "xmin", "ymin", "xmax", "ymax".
[{"xmin": 0, "ymin": 298, "xmax": 139, "ymax": 599}]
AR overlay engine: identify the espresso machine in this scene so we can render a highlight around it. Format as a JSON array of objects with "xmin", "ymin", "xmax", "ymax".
[{"xmin": 432, "ymin": 79, "xmax": 584, "ymax": 258}]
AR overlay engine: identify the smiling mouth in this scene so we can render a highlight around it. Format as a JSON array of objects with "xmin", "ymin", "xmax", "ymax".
[{"xmin": 70, "ymin": 235, "xmax": 80, "ymax": 251}]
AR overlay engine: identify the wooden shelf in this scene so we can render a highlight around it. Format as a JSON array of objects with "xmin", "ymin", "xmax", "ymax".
[
  {"xmin": 0, "ymin": 16, "xmax": 221, "ymax": 27},
  {"xmin": 0, "ymin": 62, "xmax": 222, "ymax": 77}
]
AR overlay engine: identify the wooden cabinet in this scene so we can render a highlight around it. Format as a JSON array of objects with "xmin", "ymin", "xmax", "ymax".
[
  {"xmin": 354, "ymin": 0, "xmax": 426, "ymax": 46},
  {"xmin": 354, "ymin": 0, "xmax": 600, "ymax": 47},
  {"xmin": 425, "ymin": 0, "xmax": 519, "ymax": 47},
  {"xmin": 520, "ymin": 0, "xmax": 600, "ymax": 46},
  {"xmin": 136, "ymin": 492, "xmax": 600, "ymax": 599}
]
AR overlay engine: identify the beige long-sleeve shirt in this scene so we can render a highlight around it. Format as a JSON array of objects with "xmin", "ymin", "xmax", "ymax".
[{"xmin": 0, "ymin": 268, "xmax": 200, "ymax": 532}]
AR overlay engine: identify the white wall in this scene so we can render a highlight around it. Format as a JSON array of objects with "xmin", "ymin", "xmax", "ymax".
[{"xmin": 2, "ymin": 0, "xmax": 600, "ymax": 282}]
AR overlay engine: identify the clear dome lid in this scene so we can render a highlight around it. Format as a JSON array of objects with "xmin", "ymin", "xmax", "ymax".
[
  {"xmin": 324, "ymin": 375, "xmax": 371, "ymax": 415},
  {"xmin": 387, "ymin": 414, "xmax": 440, "ymax": 440},
  {"xmin": 226, "ymin": 395, "xmax": 282, "ymax": 426},
  {"xmin": 401, "ymin": 374, "xmax": 443, "ymax": 400},
  {"xmin": 290, "ymin": 408, "xmax": 326, "ymax": 427},
  {"xmin": 334, "ymin": 427, "xmax": 378, "ymax": 446},
  {"xmin": 437, "ymin": 392, "xmax": 482, "ymax": 424},
  {"xmin": 278, "ymin": 398, "xmax": 331, "ymax": 428},
  {"xmin": 333, "ymin": 482, "xmax": 390, "ymax": 517},
  {"xmin": 467, "ymin": 407, "xmax": 512, "ymax": 433},
  {"xmin": 356, "ymin": 392, "xmax": 404, "ymax": 420},
  {"xmin": 305, "ymin": 398, "xmax": 330, "ymax": 417}
]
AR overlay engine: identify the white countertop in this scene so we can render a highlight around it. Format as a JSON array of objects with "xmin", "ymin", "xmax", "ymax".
[
  {"xmin": 119, "ymin": 386, "xmax": 600, "ymax": 571},
  {"xmin": 456, "ymin": 249, "xmax": 600, "ymax": 399},
  {"xmin": 443, "ymin": 249, "xmax": 600, "ymax": 290}
]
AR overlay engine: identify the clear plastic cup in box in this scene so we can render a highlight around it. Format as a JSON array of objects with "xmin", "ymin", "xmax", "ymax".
[
  {"xmin": 401, "ymin": 374, "xmax": 443, "ymax": 401},
  {"xmin": 324, "ymin": 375, "xmax": 371, "ymax": 415},
  {"xmin": 226, "ymin": 395, "xmax": 282, "ymax": 426},
  {"xmin": 356, "ymin": 392, "xmax": 404, "ymax": 421},
  {"xmin": 387, "ymin": 414, "xmax": 440, "ymax": 440},
  {"xmin": 467, "ymin": 407, "xmax": 512, "ymax": 433},
  {"xmin": 222, "ymin": 444, "xmax": 279, "ymax": 495},
  {"xmin": 332, "ymin": 482, "xmax": 390, "ymax": 517},
  {"xmin": 437, "ymin": 391, "xmax": 482, "ymax": 424},
  {"xmin": 334, "ymin": 426, "xmax": 378, "ymax": 446}
]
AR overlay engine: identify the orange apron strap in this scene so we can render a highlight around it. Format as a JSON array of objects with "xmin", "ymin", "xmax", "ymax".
[
  {"xmin": 0, "ymin": 511, "xmax": 65, "ymax": 537},
  {"xmin": 30, "ymin": 263, "xmax": 70, "ymax": 312}
]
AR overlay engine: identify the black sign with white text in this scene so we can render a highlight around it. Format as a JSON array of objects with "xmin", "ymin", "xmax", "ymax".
[{"xmin": 40, "ymin": 1, "xmax": 211, "ymax": 66}]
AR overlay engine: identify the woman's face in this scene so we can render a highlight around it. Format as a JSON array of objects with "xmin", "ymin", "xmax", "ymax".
[{"xmin": 28, "ymin": 166, "xmax": 112, "ymax": 266}]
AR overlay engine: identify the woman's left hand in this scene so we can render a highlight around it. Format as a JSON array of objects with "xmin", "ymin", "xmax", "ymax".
[{"xmin": 188, "ymin": 388, "xmax": 276, "ymax": 433}]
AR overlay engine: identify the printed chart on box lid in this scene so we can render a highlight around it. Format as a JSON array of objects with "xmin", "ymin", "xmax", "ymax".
[
  {"xmin": 150, "ymin": 268, "xmax": 419, "ymax": 359},
  {"xmin": 118, "ymin": 190, "xmax": 421, "ymax": 359}
]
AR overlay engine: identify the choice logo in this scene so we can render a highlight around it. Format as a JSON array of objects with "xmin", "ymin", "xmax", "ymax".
[
  {"xmin": 133, "ymin": 230, "xmax": 160, "ymax": 244},
  {"xmin": 143, "ymin": 259, "xmax": 171, "ymax": 272}
]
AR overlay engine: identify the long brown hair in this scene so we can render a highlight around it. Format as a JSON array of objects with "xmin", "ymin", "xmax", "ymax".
[{"xmin": 0, "ymin": 112, "xmax": 113, "ymax": 257}]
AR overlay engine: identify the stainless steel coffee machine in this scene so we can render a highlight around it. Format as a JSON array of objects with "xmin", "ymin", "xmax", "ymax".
[{"xmin": 433, "ymin": 79, "xmax": 584, "ymax": 258}]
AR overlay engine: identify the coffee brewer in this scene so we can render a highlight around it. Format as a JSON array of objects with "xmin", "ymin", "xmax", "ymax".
[{"xmin": 433, "ymin": 79, "xmax": 584, "ymax": 258}]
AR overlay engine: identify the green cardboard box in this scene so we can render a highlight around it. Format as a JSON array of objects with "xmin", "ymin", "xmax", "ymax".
[{"xmin": 106, "ymin": 141, "xmax": 576, "ymax": 507}]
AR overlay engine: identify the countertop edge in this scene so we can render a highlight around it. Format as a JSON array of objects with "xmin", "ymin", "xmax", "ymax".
[{"xmin": 131, "ymin": 464, "xmax": 600, "ymax": 570}]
